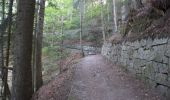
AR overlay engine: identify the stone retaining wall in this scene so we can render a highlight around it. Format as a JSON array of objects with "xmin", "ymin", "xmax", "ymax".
[{"xmin": 102, "ymin": 38, "xmax": 170, "ymax": 98}]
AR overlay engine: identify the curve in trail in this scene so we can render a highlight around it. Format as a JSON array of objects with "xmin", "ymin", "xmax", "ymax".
[{"xmin": 68, "ymin": 55, "xmax": 165, "ymax": 100}]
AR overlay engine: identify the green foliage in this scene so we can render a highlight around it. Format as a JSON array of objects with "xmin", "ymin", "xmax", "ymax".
[
  {"xmin": 42, "ymin": 46, "xmax": 61, "ymax": 58},
  {"xmin": 85, "ymin": 5, "xmax": 101, "ymax": 21},
  {"xmin": 44, "ymin": 0, "xmax": 75, "ymax": 32},
  {"xmin": 65, "ymin": 18, "xmax": 79, "ymax": 29},
  {"xmin": 42, "ymin": 47, "xmax": 49, "ymax": 56},
  {"xmin": 44, "ymin": 0, "xmax": 113, "ymax": 32}
]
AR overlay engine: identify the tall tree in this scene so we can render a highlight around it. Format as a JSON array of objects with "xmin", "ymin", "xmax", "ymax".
[
  {"xmin": 0, "ymin": 0, "xmax": 5, "ymax": 98},
  {"xmin": 80, "ymin": 0, "xmax": 84, "ymax": 57},
  {"xmin": 60, "ymin": 15, "xmax": 64, "ymax": 73},
  {"xmin": 2, "ymin": 0, "xmax": 5, "ymax": 20},
  {"xmin": 3, "ymin": 0, "xmax": 14, "ymax": 99},
  {"xmin": 32, "ymin": 0, "xmax": 40, "ymax": 92},
  {"xmin": 0, "ymin": 0, "xmax": 5, "ymax": 72},
  {"xmin": 106, "ymin": 0, "xmax": 110, "ymax": 22},
  {"xmin": 11, "ymin": 0, "xmax": 35, "ymax": 100},
  {"xmin": 35, "ymin": 0, "xmax": 46, "ymax": 90},
  {"xmin": 100, "ymin": 0, "xmax": 106, "ymax": 42},
  {"xmin": 113, "ymin": 0, "xmax": 117, "ymax": 32}
]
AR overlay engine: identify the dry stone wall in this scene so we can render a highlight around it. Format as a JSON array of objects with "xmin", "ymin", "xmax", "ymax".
[{"xmin": 102, "ymin": 38, "xmax": 170, "ymax": 98}]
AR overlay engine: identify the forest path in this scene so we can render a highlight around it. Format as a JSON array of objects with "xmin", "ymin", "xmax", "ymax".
[{"xmin": 68, "ymin": 55, "xmax": 164, "ymax": 100}]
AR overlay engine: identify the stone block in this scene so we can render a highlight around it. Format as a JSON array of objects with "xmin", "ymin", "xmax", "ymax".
[
  {"xmin": 134, "ymin": 59, "xmax": 147, "ymax": 67},
  {"xmin": 152, "ymin": 62, "xmax": 160, "ymax": 73},
  {"xmin": 152, "ymin": 38, "xmax": 168, "ymax": 46},
  {"xmin": 146, "ymin": 38, "xmax": 153, "ymax": 48},
  {"xmin": 143, "ymin": 62, "xmax": 155, "ymax": 80},
  {"xmin": 136, "ymin": 47, "xmax": 154, "ymax": 60},
  {"xmin": 168, "ymin": 75, "xmax": 170, "ymax": 86},
  {"xmin": 152, "ymin": 45, "xmax": 166, "ymax": 63},
  {"xmin": 155, "ymin": 73, "xmax": 168, "ymax": 85},
  {"xmin": 122, "ymin": 45, "xmax": 130, "ymax": 51},
  {"xmin": 134, "ymin": 67, "xmax": 143, "ymax": 74},
  {"xmin": 127, "ymin": 65, "xmax": 135, "ymax": 73},
  {"xmin": 163, "ymin": 56, "xmax": 169, "ymax": 64},
  {"xmin": 129, "ymin": 61, "xmax": 134, "ymax": 68},
  {"xmin": 158, "ymin": 63, "xmax": 169, "ymax": 74},
  {"xmin": 148, "ymin": 79, "xmax": 157, "ymax": 88},
  {"xmin": 153, "ymin": 54, "xmax": 164, "ymax": 63},
  {"xmin": 165, "ymin": 45, "xmax": 170, "ymax": 57},
  {"xmin": 131, "ymin": 40, "xmax": 140, "ymax": 49},
  {"xmin": 137, "ymin": 48, "xmax": 145, "ymax": 59},
  {"xmin": 156, "ymin": 85, "xmax": 169, "ymax": 97},
  {"xmin": 121, "ymin": 51, "xmax": 129, "ymax": 59},
  {"xmin": 140, "ymin": 39, "xmax": 147, "ymax": 47},
  {"xmin": 167, "ymin": 88, "xmax": 170, "ymax": 100},
  {"xmin": 132, "ymin": 50, "xmax": 139, "ymax": 58}
]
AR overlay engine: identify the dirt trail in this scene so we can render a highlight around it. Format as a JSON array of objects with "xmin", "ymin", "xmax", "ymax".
[{"xmin": 68, "ymin": 55, "xmax": 165, "ymax": 100}]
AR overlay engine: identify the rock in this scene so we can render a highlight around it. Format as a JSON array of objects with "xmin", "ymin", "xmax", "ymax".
[
  {"xmin": 152, "ymin": 38, "xmax": 168, "ymax": 46},
  {"xmin": 165, "ymin": 45, "xmax": 170, "ymax": 57},
  {"xmin": 155, "ymin": 73, "xmax": 168, "ymax": 84},
  {"xmin": 156, "ymin": 85, "xmax": 169, "ymax": 97},
  {"xmin": 101, "ymin": 37, "xmax": 170, "ymax": 98},
  {"xmin": 158, "ymin": 63, "xmax": 168, "ymax": 74}
]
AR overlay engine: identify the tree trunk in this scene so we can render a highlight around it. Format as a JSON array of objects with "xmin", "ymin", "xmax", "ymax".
[
  {"xmin": 32, "ymin": 0, "xmax": 39, "ymax": 92},
  {"xmin": 107, "ymin": 0, "xmax": 110, "ymax": 22},
  {"xmin": 2, "ymin": 0, "xmax": 5, "ymax": 20},
  {"xmin": 0, "ymin": 0, "xmax": 6, "ymax": 70},
  {"xmin": 80, "ymin": 0, "xmax": 84, "ymax": 57},
  {"xmin": 0, "ymin": 0, "xmax": 5, "ymax": 70},
  {"xmin": 11, "ymin": 0, "xmax": 35, "ymax": 100},
  {"xmin": 83, "ymin": 0, "xmax": 86, "ymax": 15},
  {"xmin": 35, "ymin": 0, "xmax": 45, "ymax": 90},
  {"xmin": 113, "ymin": 0, "xmax": 117, "ymax": 32},
  {"xmin": 60, "ymin": 15, "xmax": 64, "ymax": 73},
  {"xmin": 100, "ymin": 0, "xmax": 106, "ymax": 42},
  {"xmin": 3, "ymin": 0, "xmax": 14, "ymax": 99},
  {"xmin": 90, "ymin": 0, "xmax": 94, "ymax": 18}
]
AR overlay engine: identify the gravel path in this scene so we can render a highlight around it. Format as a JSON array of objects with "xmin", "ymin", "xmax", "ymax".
[{"xmin": 68, "ymin": 55, "xmax": 165, "ymax": 100}]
